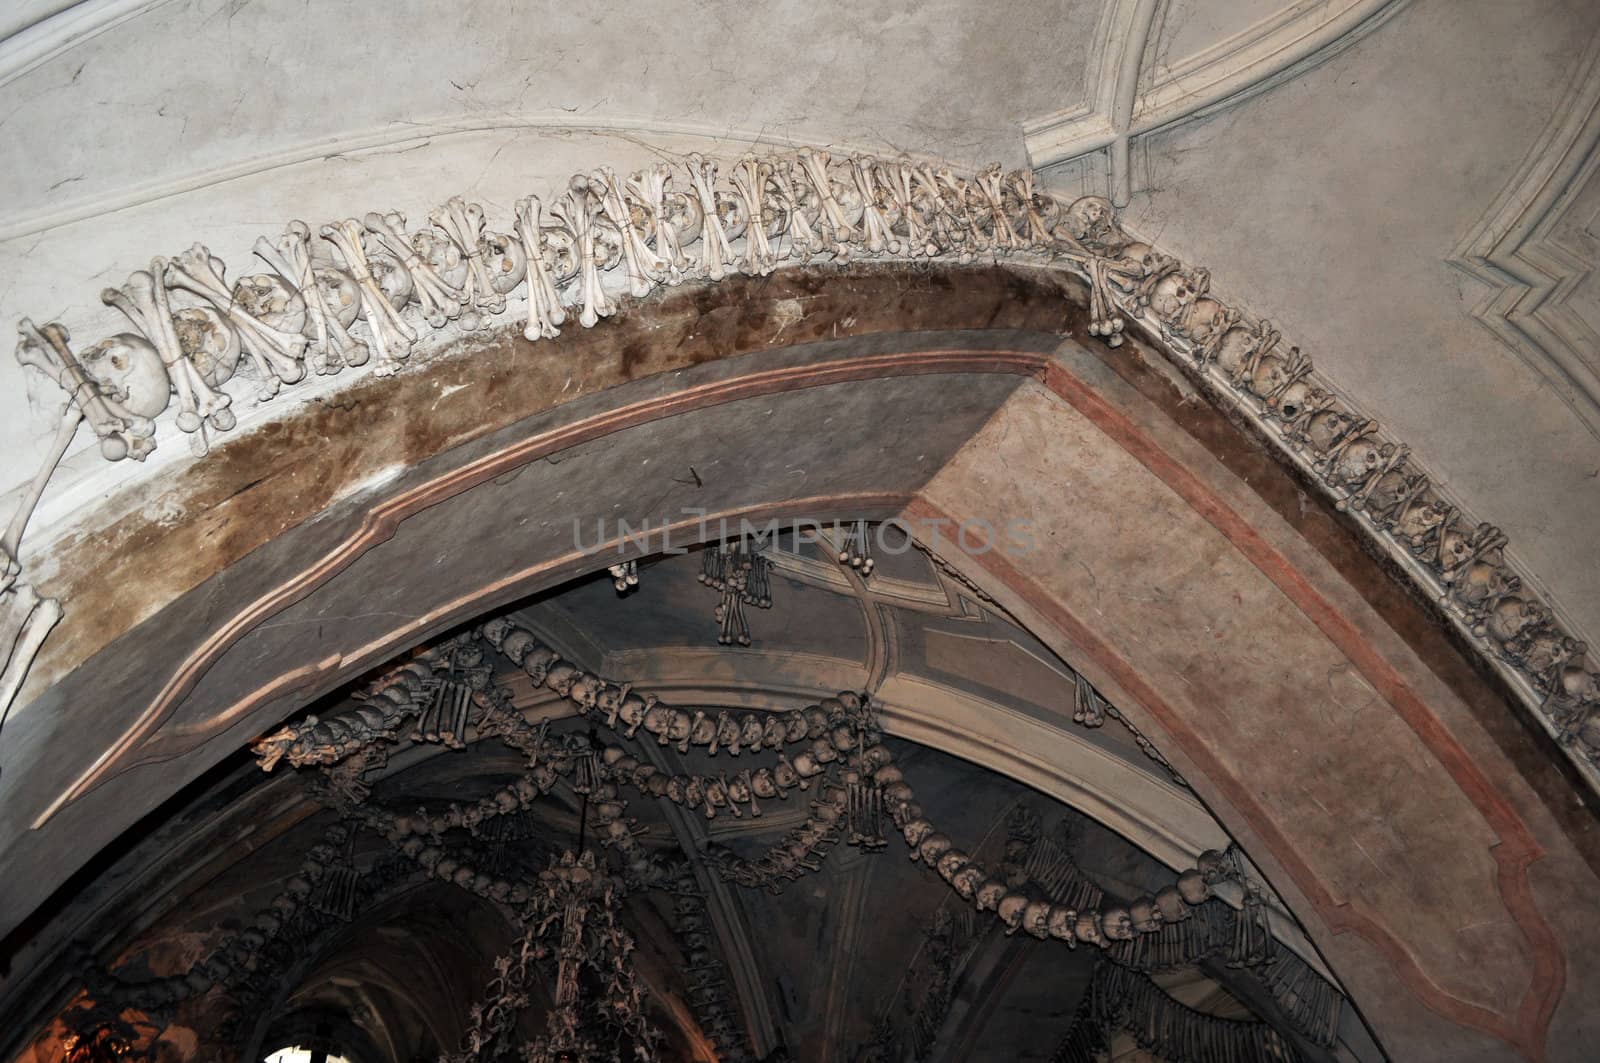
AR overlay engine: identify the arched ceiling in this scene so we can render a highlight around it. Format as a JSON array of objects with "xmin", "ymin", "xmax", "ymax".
[
  {"xmin": 4, "ymin": 3, "xmax": 1600, "ymax": 1062},
  {"xmin": 1, "ymin": 547, "xmax": 1368, "ymax": 1063}
]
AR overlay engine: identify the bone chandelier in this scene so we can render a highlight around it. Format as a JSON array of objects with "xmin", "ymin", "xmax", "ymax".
[{"xmin": 57, "ymin": 612, "xmax": 1294, "ymax": 1062}]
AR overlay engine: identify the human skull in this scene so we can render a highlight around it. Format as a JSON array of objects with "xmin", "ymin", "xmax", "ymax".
[
  {"xmin": 310, "ymin": 265, "xmax": 362, "ymax": 329},
  {"xmin": 918, "ymin": 833, "xmax": 953, "ymax": 865},
  {"xmin": 1155, "ymin": 885, "xmax": 1191, "ymax": 925},
  {"xmin": 1100, "ymin": 907, "xmax": 1135, "ymax": 941},
  {"xmin": 1063, "ymin": 195, "xmax": 1117, "ymax": 248},
  {"xmin": 480, "ymin": 230, "xmax": 528, "ymax": 294},
  {"xmin": 1074, "ymin": 911, "xmax": 1107, "ymax": 948},
  {"xmin": 997, "ymin": 893, "xmax": 1029, "ymax": 933},
  {"xmin": 1177, "ymin": 869, "xmax": 1210, "ymax": 906},
  {"xmin": 975, "ymin": 879, "xmax": 1007, "ymax": 912},
  {"xmin": 951, "ymin": 866, "xmax": 985, "ymax": 902},
  {"xmin": 1129, "ymin": 896, "xmax": 1163, "ymax": 934},
  {"xmin": 1023, "ymin": 899, "xmax": 1052, "ymax": 940},
  {"xmin": 1331, "ymin": 439, "xmax": 1385, "ymax": 488},
  {"xmin": 936, "ymin": 849, "xmax": 969, "ymax": 883},
  {"xmin": 80, "ymin": 332, "xmax": 172, "ymax": 418},
  {"xmin": 232, "ymin": 273, "xmax": 307, "ymax": 333},
  {"xmin": 1047, "ymin": 904, "xmax": 1077, "ymax": 942},
  {"xmin": 171, "ymin": 306, "xmax": 242, "ymax": 387}
]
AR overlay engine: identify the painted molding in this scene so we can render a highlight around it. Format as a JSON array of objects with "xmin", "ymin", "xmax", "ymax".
[
  {"xmin": 1449, "ymin": 25, "xmax": 1600, "ymax": 441},
  {"xmin": 1025, "ymin": 0, "xmax": 1409, "ymax": 201}
]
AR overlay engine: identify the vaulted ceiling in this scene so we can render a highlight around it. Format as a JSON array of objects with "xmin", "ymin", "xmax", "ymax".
[{"xmin": 4, "ymin": 2, "xmax": 1600, "ymax": 1062}]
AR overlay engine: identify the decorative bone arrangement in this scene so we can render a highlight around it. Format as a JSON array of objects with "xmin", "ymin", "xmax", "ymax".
[
  {"xmin": 9, "ymin": 144, "xmax": 1600, "ymax": 796},
  {"xmin": 699, "ymin": 537, "xmax": 773, "ymax": 646},
  {"xmin": 51, "ymin": 614, "xmax": 1330, "ymax": 1061}
]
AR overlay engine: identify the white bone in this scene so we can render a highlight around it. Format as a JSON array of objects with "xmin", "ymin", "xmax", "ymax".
[
  {"xmin": 591, "ymin": 167, "xmax": 665, "ymax": 298},
  {"xmin": 431, "ymin": 197, "xmax": 507, "ymax": 316},
  {"xmin": 254, "ymin": 222, "xmax": 369, "ymax": 374},
  {"xmin": 850, "ymin": 156, "xmax": 899, "ymax": 256},
  {"xmin": 102, "ymin": 265, "xmax": 234, "ymax": 436},
  {"xmin": 320, "ymin": 219, "xmax": 417, "ymax": 375},
  {"xmin": 797, "ymin": 150, "xmax": 856, "ymax": 259},
  {"xmin": 770, "ymin": 160, "xmax": 824, "ymax": 261},
  {"xmin": 730, "ymin": 154, "xmax": 778, "ymax": 275},
  {"xmin": 16, "ymin": 319, "xmax": 155, "ymax": 461},
  {"xmin": 548, "ymin": 176, "xmax": 617, "ymax": 329},
  {"xmin": 623, "ymin": 164, "xmax": 693, "ymax": 284},
  {"xmin": 512, "ymin": 195, "xmax": 568, "ymax": 341},
  {"xmin": 165, "ymin": 244, "xmax": 308, "ymax": 398},
  {"xmin": 685, "ymin": 153, "xmax": 736, "ymax": 280},
  {"xmin": 363, "ymin": 211, "xmax": 464, "ymax": 328},
  {"xmin": 974, "ymin": 164, "xmax": 1022, "ymax": 252},
  {"xmin": 878, "ymin": 160, "xmax": 936, "ymax": 257}
]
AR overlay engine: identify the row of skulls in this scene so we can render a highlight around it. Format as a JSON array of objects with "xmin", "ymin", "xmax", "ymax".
[{"xmin": 14, "ymin": 150, "xmax": 1084, "ymax": 466}]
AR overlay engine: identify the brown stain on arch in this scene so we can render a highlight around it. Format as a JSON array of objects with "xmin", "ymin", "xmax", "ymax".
[{"xmin": 22, "ymin": 264, "xmax": 1084, "ymax": 702}]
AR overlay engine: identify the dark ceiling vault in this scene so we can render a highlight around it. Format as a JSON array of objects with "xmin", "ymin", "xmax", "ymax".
[{"xmin": 4, "ymin": 543, "xmax": 1365, "ymax": 1063}]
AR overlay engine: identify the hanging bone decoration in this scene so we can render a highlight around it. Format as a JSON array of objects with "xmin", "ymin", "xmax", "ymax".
[
  {"xmin": 1048, "ymin": 962, "xmax": 1300, "ymax": 1063},
  {"xmin": 835, "ymin": 520, "xmax": 876, "ymax": 577},
  {"xmin": 608, "ymin": 559, "xmax": 640, "ymax": 593},
  {"xmin": 699, "ymin": 538, "xmax": 773, "ymax": 646},
  {"xmin": 58, "ymin": 606, "xmax": 1330, "ymax": 1062}
]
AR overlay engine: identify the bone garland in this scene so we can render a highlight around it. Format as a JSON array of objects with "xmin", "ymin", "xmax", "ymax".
[
  {"xmin": 319, "ymin": 218, "xmax": 417, "ymax": 373},
  {"xmin": 663, "ymin": 863, "xmax": 758, "ymax": 1062},
  {"xmin": 164, "ymin": 244, "xmax": 308, "ymax": 400},
  {"xmin": 253, "ymin": 222, "xmax": 370, "ymax": 374},
  {"xmin": 76, "ymin": 822, "xmax": 364, "ymax": 1019},
  {"xmin": 1066, "ymin": 196, "xmax": 1600, "ymax": 786},
  {"xmin": 602, "ymin": 744, "xmax": 823, "ymax": 824},
  {"xmin": 480, "ymin": 617, "xmax": 843, "ymax": 759},
  {"xmin": 707, "ymin": 777, "xmax": 849, "ymax": 893},
  {"xmin": 512, "ymin": 193, "xmax": 571, "ymax": 343},
  {"xmin": 101, "ymin": 264, "xmax": 235, "ymax": 438}
]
